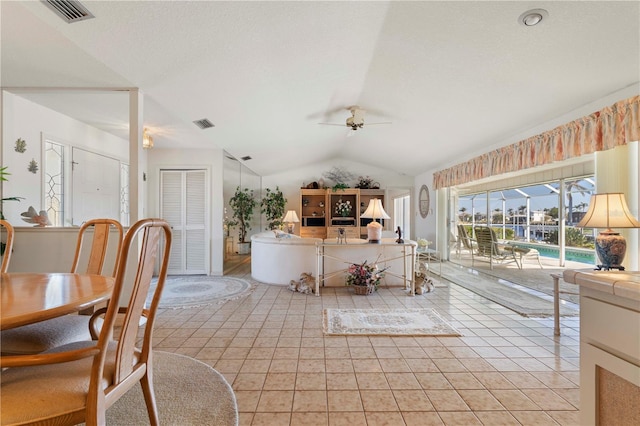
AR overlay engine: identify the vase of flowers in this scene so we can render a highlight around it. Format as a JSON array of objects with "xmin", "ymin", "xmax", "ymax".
[
  {"xmin": 335, "ymin": 198, "xmax": 352, "ymax": 217},
  {"xmin": 346, "ymin": 261, "xmax": 388, "ymax": 294}
]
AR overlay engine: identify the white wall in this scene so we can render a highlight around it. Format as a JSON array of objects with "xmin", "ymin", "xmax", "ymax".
[
  {"xmin": 1, "ymin": 91, "xmax": 128, "ymax": 225},
  {"xmin": 146, "ymin": 148, "xmax": 224, "ymax": 276},
  {"xmin": 413, "ymin": 170, "xmax": 438, "ymax": 247}
]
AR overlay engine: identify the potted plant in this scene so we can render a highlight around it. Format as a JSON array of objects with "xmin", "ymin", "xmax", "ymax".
[
  {"xmin": 229, "ymin": 186, "xmax": 256, "ymax": 254},
  {"xmin": 345, "ymin": 260, "xmax": 388, "ymax": 295},
  {"xmin": 1, "ymin": 166, "xmax": 22, "ymax": 257},
  {"xmin": 260, "ymin": 186, "xmax": 286, "ymax": 230}
]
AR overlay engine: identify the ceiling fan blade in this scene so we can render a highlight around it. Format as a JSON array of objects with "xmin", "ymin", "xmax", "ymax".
[
  {"xmin": 366, "ymin": 122, "xmax": 392, "ymax": 125},
  {"xmin": 318, "ymin": 122, "xmax": 347, "ymax": 126}
]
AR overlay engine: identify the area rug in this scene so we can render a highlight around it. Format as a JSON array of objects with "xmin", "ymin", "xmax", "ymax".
[
  {"xmin": 149, "ymin": 275, "xmax": 254, "ymax": 309},
  {"xmin": 439, "ymin": 262, "xmax": 579, "ymax": 317},
  {"xmin": 323, "ymin": 308, "xmax": 462, "ymax": 337},
  {"xmin": 105, "ymin": 351, "xmax": 238, "ymax": 426}
]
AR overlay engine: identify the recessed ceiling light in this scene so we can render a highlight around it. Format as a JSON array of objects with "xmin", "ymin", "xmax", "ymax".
[{"xmin": 518, "ymin": 9, "xmax": 548, "ymax": 27}]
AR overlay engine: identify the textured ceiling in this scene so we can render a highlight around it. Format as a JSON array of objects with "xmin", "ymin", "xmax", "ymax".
[{"xmin": 2, "ymin": 1, "xmax": 639, "ymax": 177}]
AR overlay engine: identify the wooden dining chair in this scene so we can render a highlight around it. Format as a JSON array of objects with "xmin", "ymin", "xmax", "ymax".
[
  {"xmin": 0, "ymin": 219, "xmax": 14, "ymax": 273},
  {"xmin": 0, "ymin": 218, "xmax": 172, "ymax": 426},
  {"xmin": 0, "ymin": 218, "xmax": 124, "ymax": 355}
]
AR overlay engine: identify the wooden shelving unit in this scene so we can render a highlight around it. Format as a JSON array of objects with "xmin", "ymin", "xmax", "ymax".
[
  {"xmin": 299, "ymin": 188, "xmax": 387, "ymax": 240},
  {"xmin": 300, "ymin": 189, "xmax": 328, "ymax": 238}
]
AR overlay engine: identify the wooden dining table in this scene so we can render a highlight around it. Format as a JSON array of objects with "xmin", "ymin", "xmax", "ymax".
[{"xmin": 0, "ymin": 272, "xmax": 115, "ymax": 330}]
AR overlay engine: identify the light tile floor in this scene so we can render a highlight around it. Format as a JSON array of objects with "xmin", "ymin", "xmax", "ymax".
[{"xmin": 152, "ymin": 260, "xmax": 581, "ymax": 425}]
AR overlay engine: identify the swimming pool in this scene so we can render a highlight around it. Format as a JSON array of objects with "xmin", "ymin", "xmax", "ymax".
[{"xmin": 509, "ymin": 242, "xmax": 595, "ymax": 264}]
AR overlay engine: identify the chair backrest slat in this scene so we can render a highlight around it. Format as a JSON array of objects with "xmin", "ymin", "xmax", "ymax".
[
  {"xmin": 0, "ymin": 220, "xmax": 15, "ymax": 273},
  {"xmin": 71, "ymin": 219, "xmax": 124, "ymax": 277},
  {"xmin": 93, "ymin": 219, "xmax": 171, "ymax": 389},
  {"xmin": 474, "ymin": 226, "xmax": 497, "ymax": 256}
]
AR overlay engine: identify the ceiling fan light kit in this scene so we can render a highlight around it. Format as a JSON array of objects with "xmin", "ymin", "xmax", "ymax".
[{"xmin": 319, "ymin": 105, "xmax": 390, "ymax": 131}]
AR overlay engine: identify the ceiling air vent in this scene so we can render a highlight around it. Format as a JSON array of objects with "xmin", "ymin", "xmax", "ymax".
[
  {"xmin": 193, "ymin": 118, "xmax": 215, "ymax": 129},
  {"xmin": 41, "ymin": 0, "xmax": 95, "ymax": 23}
]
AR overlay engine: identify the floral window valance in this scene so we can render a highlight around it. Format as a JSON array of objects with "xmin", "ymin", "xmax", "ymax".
[{"xmin": 433, "ymin": 95, "xmax": 640, "ymax": 190}]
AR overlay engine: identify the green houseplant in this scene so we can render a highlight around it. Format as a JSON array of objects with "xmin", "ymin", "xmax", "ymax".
[
  {"xmin": 260, "ymin": 186, "xmax": 286, "ymax": 230},
  {"xmin": 229, "ymin": 186, "xmax": 256, "ymax": 253},
  {"xmin": 1, "ymin": 166, "xmax": 23, "ymax": 256}
]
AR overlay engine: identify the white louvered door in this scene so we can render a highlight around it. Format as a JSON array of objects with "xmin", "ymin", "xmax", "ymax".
[{"xmin": 160, "ymin": 169, "xmax": 208, "ymax": 275}]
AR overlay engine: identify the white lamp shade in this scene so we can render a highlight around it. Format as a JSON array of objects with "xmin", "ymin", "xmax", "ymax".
[
  {"xmin": 576, "ymin": 193, "xmax": 640, "ymax": 229},
  {"xmin": 361, "ymin": 199, "xmax": 390, "ymax": 220},
  {"xmin": 283, "ymin": 210, "xmax": 299, "ymax": 223}
]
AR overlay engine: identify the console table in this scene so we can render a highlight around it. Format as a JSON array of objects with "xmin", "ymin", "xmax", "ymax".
[{"xmin": 314, "ymin": 240, "xmax": 416, "ymax": 296}]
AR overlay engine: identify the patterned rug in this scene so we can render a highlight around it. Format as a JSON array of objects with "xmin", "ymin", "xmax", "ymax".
[
  {"xmin": 105, "ymin": 351, "xmax": 238, "ymax": 425},
  {"xmin": 323, "ymin": 308, "xmax": 462, "ymax": 337},
  {"xmin": 149, "ymin": 275, "xmax": 254, "ymax": 309}
]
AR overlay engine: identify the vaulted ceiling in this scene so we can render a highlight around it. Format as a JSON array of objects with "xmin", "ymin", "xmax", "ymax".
[{"xmin": 2, "ymin": 1, "xmax": 638, "ymax": 177}]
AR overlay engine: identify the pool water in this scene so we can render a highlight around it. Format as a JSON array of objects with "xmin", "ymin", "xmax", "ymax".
[{"xmin": 509, "ymin": 242, "xmax": 595, "ymax": 265}]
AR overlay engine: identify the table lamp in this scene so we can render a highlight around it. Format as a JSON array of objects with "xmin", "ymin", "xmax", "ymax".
[
  {"xmin": 283, "ymin": 210, "xmax": 300, "ymax": 234},
  {"xmin": 576, "ymin": 193, "xmax": 640, "ymax": 270},
  {"xmin": 361, "ymin": 199, "xmax": 390, "ymax": 243}
]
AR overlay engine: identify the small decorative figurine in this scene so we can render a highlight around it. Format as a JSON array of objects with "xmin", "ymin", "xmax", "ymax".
[
  {"xmin": 21, "ymin": 206, "xmax": 51, "ymax": 227},
  {"xmin": 337, "ymin": 227, "xmax": 347, "ymax": 244},
  {"xmin": 395, "ymin": 226, "xmax": 404, "ymax": 244}
]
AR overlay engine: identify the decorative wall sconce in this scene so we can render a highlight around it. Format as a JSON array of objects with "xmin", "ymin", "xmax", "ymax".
[{"xmin": 143, "ymin": 128, "xmax": 154, "ymax": 149}]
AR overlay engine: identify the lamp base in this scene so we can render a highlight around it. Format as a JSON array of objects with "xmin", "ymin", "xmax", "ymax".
[
  {"xmin": 367, "ymin": 222, "xmax": 382, "ymax": 243},
  {"xmin": 595, "ymin": 231, "xmax": 626, "ymax": 270}
]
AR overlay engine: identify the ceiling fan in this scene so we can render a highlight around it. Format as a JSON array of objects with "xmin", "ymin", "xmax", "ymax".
[{"xmin": 319, "ymin": 106, "xmax": 391, "ymax": 131}]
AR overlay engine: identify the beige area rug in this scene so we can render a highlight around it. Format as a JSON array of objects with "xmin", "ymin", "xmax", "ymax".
[
  {"xmin": 323, "ymin": 308, "xmax": 462, "ymax": 337},
  {"xmin": 149, "ymin": 275, "xmax": 254, "ymax": 309},
  {"xmin": 105, "ymin": 351, "xmax": 238, "ymax": 426}
]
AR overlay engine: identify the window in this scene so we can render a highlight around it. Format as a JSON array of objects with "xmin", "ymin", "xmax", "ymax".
[
  {"xmin": 393, "ymin": 195, "xmax": 411, "ymax": 239},
  {"xmin": 44, "ymin": 140, "xmax": 65, "ymax": 226},
  {"xmin": 457, "ymin": 175, "xmax": 595, "ymax": 264}
]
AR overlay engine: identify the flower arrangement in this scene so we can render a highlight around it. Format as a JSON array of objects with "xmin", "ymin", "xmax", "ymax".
[
  {"xmin": 334, "ymin": 198, "xmax": 352, "ymax": 217},
  {"xmin": 417, "ymin": 238, "xmax": 432, "ymax": 248},
  {"xmin": 345, "ymin": 261, "xmax": 388, "ymax": 290}
]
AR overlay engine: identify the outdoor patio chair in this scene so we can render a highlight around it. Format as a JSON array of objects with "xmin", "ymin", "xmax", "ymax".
[
  {"xmin": 456, "ymin": 224, "xmax": 477, "ymax": 257},
  {"xmin": 473, "ymin": 226, "xmax": 521, "ymax": 270}
]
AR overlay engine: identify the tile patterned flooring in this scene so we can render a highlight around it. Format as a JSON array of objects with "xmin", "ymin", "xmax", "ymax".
[{"xmin": 152, "ymin": 260, "xmax": 581, "ymax": 425}]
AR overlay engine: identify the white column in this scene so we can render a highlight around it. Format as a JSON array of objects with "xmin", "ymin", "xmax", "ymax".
[{"xmin": 128, "ymin": 89, "xmax": 145, "ymax": 223}]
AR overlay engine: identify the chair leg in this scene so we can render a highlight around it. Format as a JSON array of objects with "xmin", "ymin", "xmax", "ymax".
[
  {"xmin": 535, "ymin": 253, "xmax": 543, "ymax": 269},
  {"xmin": 141, "ymin": 365, "xmax": 160, "ymax": 426}
]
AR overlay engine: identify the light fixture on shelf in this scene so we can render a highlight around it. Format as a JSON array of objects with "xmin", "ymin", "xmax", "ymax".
[
  {"xmin": 360, "ymin": 199, "xmax": 390, "ymax": 243},
  {"xmin": 576, "ymin": 193, "xmax": 640, "ymax": 270},
  {"xmin": 283, "ymin": 210, "xmax": 300, "ymax": 234},
  {"xmin": 142, "ymin": 128, "xmax": 154, "ymax": 149}
]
